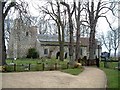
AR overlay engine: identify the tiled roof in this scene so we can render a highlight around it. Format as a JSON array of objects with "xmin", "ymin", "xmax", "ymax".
[{"xmin": 37, "ymin": 34, "xmax": 100, "ymax": 47}]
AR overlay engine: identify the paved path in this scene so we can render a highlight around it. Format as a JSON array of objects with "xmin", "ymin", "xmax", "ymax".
[{"xmin": 2, "ymin": 67, "xmax": 107, "ymax": 88}]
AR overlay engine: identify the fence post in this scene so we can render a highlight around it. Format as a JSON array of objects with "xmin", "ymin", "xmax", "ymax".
[{"xmin": 14, "ymin": 63, "xmax": 16, "ymax": 72}]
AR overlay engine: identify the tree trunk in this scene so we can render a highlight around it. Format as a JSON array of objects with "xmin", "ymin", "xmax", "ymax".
[
  {"xmin": 108, "ymin": 49, "xmax": 111, "ymax": 58},
  {"xmin": 75, "ymin": 26, "xmax": 80, "ymax": 61},
  {"xmin": 57, "ymin": 2, "xmax": 64, "ymax": 61},
  {"xmin": 60, "ymin": 2, "xmax": 75, "ymax": 66},
  {"xmin": 114, "ymin": 48, "xmax": 117, "ymax": 61},
  {"xmin": 69, "ymin": 15, "xmax": 74, "ymax": 66},
  {"xmin": 60, "ymin": 41, "xmax": 64, "ymax": 61},
  {"xmin": 88, "ymin": 1, "xmax": 96, "ymax": 62},
  {"xmin": 2, "ymin": 14, "xmax": 7, "ymax": 65},
  {"xmin": 0, "ymin": 2, "xmax": 7, "ymax": 65},
  {"xmin": 75, "ymin": 1, "xmax": 81, "ymax": 61},
  {"xmin": 60, "ymin": 25, "xmax": 65, "ymax": 61},
  {"xmin": 57, "ymin": 22, "xmax": 64, "ymax": 61},
  {"xmin": 89, "ymin": 27, "xmax": 96, "ymax": 61},
  {"xmin": 57, "ymin": 23, "xmax": 62, "ymax": 60},
  {"xmin": 0, "ymin": 2, "xmax": 3, "ymax": 65}
]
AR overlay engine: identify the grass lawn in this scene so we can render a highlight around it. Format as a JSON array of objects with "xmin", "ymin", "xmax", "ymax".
[
  {"xmin": 5, "ymin": 58, "xmax": 83, "ymax": 74},
  {"xmin": 100, "ymin": 61, "xmax": 120, "ymax": 89},
  {"xmin": 61, "ymin": 67, "xmax": 84, "ymax": 75}
]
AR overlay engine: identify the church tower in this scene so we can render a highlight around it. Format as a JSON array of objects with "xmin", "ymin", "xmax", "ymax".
[{"xmin": 8, "ymin": 18, "xmax": 37, "ymax": 58}]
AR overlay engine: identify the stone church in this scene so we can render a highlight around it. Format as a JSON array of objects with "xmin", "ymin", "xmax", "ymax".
[{"xmin": 8, "ymin": 19, "xmax": 101, "ymax": 59}]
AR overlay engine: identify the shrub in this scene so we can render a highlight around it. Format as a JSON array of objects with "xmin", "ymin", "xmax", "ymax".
[
  {"xmin": 32, "ymin": 52, "xmax": 39, "ymax": 59},
  {"xmin": 5, "ymin": 65, "xmax": 13, "ymax": 72},
  {"xmin": 27, "ymin": 48, "xmax": 39, "ymax": 59}
]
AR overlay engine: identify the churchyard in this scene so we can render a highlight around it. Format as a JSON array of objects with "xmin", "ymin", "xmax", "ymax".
[
  {"xmin": 3, "ymin": 56, "xmax": 120, "ymax": 88},
  {"xmin": 3, "ymin": 57, "xmax": 83, "ymax": 75},
  {"xmin": 2, "ymin": 57, "xmax": 119, "ymax": 88}
]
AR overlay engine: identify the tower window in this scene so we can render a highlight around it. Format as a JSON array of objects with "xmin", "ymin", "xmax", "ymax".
[{"xmin": 26, "ymin": 32, "xmax": 28, "ymax": 36}]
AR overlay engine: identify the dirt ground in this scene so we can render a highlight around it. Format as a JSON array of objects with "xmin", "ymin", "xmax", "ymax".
[{"xmin": 2, "ymin": 67, "xmax": 107, "ymax": 88}]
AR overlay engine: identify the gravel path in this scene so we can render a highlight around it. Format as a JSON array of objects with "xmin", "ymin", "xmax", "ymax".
[{"xmin": 2, "ymin": 67, "xmax": 107, "ymax": 88}]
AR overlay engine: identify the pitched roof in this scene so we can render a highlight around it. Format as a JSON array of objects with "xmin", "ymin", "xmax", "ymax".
[{"xmin": 38, "ymin": 34, "xmax": 100, "ymax": 47}]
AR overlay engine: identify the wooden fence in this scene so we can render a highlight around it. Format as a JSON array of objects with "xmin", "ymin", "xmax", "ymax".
[{"xmin": 4, "ymin": 62, "xmax": 70, "ymax": 72}]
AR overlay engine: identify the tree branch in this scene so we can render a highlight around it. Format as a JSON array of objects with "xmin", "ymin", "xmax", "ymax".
[
  {"xmin": 49, "ymin": 2, "xmax": 58, "ymax": 18},
  {"xmin": 100, "ymin": 15, "xmax": 114, "ymax": 31},
  {"xmin": 99, "ymin": 5, "xmax": 116, "ymax": 16},
  {"xmin": 71, "ymin": 2, "xmax": 76, "ymax": 15},
  {"xmin": 95, "ymin": 1, "xmax": 101, "ymax": 21},
  {"xmin": 3, "ymin": 2, "xmax": 16, "ymax": 19}
]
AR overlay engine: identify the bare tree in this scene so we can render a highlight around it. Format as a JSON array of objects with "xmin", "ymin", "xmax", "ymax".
[
  {"xmin": 1, "ymin": 1, "xmax": 29, "ymax": 65},
  {"xmin": 101, "ymin": 31, "xmax": 112, "ymax": 57},
  {"xmin": 84, "ymin": 0, "xmax": 116, "ymax": 61},
  {"xmin": 40, "ymin": 1, "xmax": 66, "ymax": 61},
  {"xmin": 61, "ymin": 1, "xmax": 76, "ymax": 66},
  {"xmin": 111, "ymin": 27, "xmax": 120, "ymax": 60},
  {"xmin": 74, "ymin": 0, "xmax": 84, "ymax": 61},
  {"xmin": 1, "ymin": 1, "xmax": 16, "ymax": 65}
]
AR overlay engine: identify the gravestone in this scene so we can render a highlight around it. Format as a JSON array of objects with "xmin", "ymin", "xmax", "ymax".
[
  {"xmin": 101, "ymin": 52, "xmax": 109, "ymax": 68},
  {"xmin": 101, "ymin": 52, "xmax": 110, "ymax": 60}
]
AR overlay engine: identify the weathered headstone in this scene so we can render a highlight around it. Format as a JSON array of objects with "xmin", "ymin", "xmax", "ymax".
[{"xmin": 101, "ymin": 52, "xmax": 109, "ymax": 68}]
